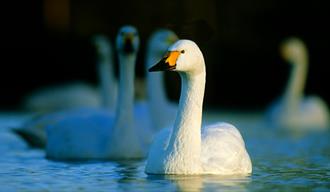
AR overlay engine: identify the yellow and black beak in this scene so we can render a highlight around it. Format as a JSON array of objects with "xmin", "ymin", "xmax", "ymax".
[{"xmin": 149, "ymin": 51, "xmax": 180, "ymax": 72}]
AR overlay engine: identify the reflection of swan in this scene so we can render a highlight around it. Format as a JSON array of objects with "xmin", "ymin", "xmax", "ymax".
[
  {"xmin": 266, "ymin": 37, "xmax": 329, "ymax": 130},
  {"xmin": 163, "ymin": 174, "xmax": 250, "ymax": 191},
  {"xmin": 145, "ymin": 40, "xmax": 252, "ymax": 175},
  {"xmin": 144, "ymin": 29, "xmax": 178, "ymax": 131},
  {"xmin": 22, "ymin": 35, "xmax": 117, "ymax": 112},
  {"xmin": 46, "ymin": 25, "xmax": 153, "ymax": 160},
  {"xmin": 13, "ymin": 34, "xmax": 117, "ymax": 148}
]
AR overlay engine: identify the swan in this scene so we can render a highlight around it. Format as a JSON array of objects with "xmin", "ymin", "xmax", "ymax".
[
  {"xmin": 135, "ymin": 29, "xmax": 178, "ymax": 131},
  {"xmin": 145, "ymin": 40, "xmax": 252, "ymax": 175},
  {"xmin": 22, "ymin": 83, "xmax": 99, "ymax": 112},
  {"xmin": 266, "ymin": 37, "xmax": 329, "ymax": 130},
  {"xmin": 93, "ymin": 34, "xmax": 118, "ymax": 110},
  {"xmin": 13, "ymin": 34, "xmax": 118, "ymax": 148},
  {"xmin": 46, "ymin": 25, "xmax": 153, "ymax": 160},
  {"xmin": 22, "ymin": 34, "xmax": 117, "ymax": 113}
]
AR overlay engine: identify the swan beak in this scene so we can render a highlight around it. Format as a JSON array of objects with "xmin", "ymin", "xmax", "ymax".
[
  {"xmin": 149, "ymin": 51, "xmax": 180, "ymax": 72},
  {"xmin": 123, "ymin": 35, "xmax": 134, "ymax": 53}
]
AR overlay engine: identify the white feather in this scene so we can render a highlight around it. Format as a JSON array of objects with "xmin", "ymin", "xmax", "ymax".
[
  {"xmin": 46, "ymin": 26, "xmax": 153, "ymax": 160},
  {"xmin": 145, "ymin": 40, "xmax": 252, "ymax": 175},
  {"xmin": 266, "ymin": 37, "xmax": 329, "ymax": 130}
]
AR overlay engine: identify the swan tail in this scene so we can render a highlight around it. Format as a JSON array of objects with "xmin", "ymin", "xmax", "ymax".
[{"xmin": 11, "ymin": 128, "xmax": 45, "ymax": 148}]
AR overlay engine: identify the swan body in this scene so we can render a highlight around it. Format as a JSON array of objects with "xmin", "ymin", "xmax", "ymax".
[
  {"xmin": 145, "ymin": 29, "xmax": 178, "ymax": 131},
  {"xmin": 46, "ymin": 26, "xmax": 153, "ymax": 160},
  {"xmin": 13, "ymin": 107, "xmax": 109, "ymax": 148},
  {"xmin": 266, "ymin": 37, "xmax": 329, "ymax": 130},
  {"xmin": 13, "ymin": 35, "xmax": 118, "ymax": 148},
  {"xmin": 23, "ymin": 83, "xmax": 100, "ymax": 112},
  {"xmin": 145, "ymin": 40, "xmax": 252, "ymax": 175},
  {"xmin": 22, "ymin": 34, "xmax": 117, "ymax": 113},
  {"xmin": 47, "ymin": 108, "xmax": 152, "ymax": 159}
]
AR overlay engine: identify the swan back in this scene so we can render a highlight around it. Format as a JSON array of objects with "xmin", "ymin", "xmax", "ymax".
[
  {"xmin": 201, "ymin": 123, "xmax": 252, "ymax": 174},
  {"xmin": 23, "ymin": 83, "xmax": 99, "ymax": 112},
  {"xmin": 46, "ymin": 111, "xmax": 115, "ymax": 159},
  {"xmin": 268, "ymin": 96, "xmax": 329, "ymax": 130}
]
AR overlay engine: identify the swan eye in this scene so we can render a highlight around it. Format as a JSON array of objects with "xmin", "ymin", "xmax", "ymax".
[{"xmin": 181, "ymin": 50, "xmax": 185, "ymax": 54}]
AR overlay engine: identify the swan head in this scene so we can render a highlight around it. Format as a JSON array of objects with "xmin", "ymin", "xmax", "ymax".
[
  {"xmin": 280, "ymin": 37, "xmax": 308, "ymax": 65},
  {"xmin": 116, "ymin": 25, "xmax": 140, "ymax": 55},
  {"xmin": 92, "ymin": 34, "xmax": 112, "ymax": 59},
  {"xmin": 148, "ymin": 40, "xmax": 205, "ymax": 74},
  {"xmin": 147, "ymin": 29, "xmax": 178, "ymax": 65}
]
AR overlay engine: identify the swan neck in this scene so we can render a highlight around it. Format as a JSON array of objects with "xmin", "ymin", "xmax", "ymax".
[
  {"xmin": 98, "ymin": 56, "xmax": 117, "ymax": 109},
  {"xmin": 108, "ymin": 53, "xmax": 146, "ymax": 158},
  {"xmin": 115, "ymin": 54, "xmax": 136, "ymax": 122},
  {"xmin": 167, "ymin": 69, "xmax": 206, "ymax": 164},
  {"xmin": 283, "ymin": 59, "xmax": 307, "ymax": 111},
  {"xmin": 146, "ymin": 53, "xmax": 169, "ymax": 123}
]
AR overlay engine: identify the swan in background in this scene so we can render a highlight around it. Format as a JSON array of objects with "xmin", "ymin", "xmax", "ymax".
[
  {"xmin": 139, "ymin": 29, "xmax": 178, "ymax": 131},
  {"xmin": 22, "ymin": 34, "xmax": 117, "ymax": 112},
  {"xmin": 46, "ymin": 25, "xmax": 153, "ymax": 160},
  {"xmin": 22, "ymin": 83, "xmax": 99, "ymax": 112},
  {"xmin": 145, "ymin": 40, "xmax": 252, "ymax": 175},
  {"xmin": 266, "ymin": 37, "xmax": 329, "ymax": 130},
  {"xmin": 13, "ymin": 35, "xmax": 118, "ymax": 148},
  {"xmin": 93, "ymin": 34, "xmax": 118, "ymax": 110}
]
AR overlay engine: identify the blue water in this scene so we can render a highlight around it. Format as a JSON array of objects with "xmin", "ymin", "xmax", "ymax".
[{"xmin": 0, "ymin": 112, "xmax": 329, "ymax": 191}]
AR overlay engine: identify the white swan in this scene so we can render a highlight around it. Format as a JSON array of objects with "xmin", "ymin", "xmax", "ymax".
[
  {"xmin": 266, "ymin": 37, "xmax": 329, "ymax": 130},
  {"xmin": 46, "ymin": 25, "xmax": 153, "ymax": 160},
  {"xmin": 145, "ymin": 40, "xmax": 252, "ymax": 175},
  {"xmin": 13, "ymin": 34, "xmax": 118, "ymax": 147},
  {"xmin": 93, "ymin": 34, "xmax": 118, "ymax": 110},
  {"xmin": 22, "ymin": 34, "xmax": 117, "ymax": 112},
  {"xmin": 135, "ymin": 29, "xmax": 178, "ymax": 131},
  {"xmin": 22, "ymin": 83, "xmax": 99, "ymax": 112}
]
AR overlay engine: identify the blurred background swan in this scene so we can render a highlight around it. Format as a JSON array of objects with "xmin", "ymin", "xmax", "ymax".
[
  {"xmin": 13, "ymin": 34, "xmax": 118, "ymax": 148},
  {"xmin": 22, "ymin": 84, "xmax": 99, "ymax": 112},
  {"xmin": 266, "ymin": 37, "xmax": 329, "ymax": 131},
  {"xmin": 93, "ymin": 34, "xmax": 118, "ymax": 110},
  {"xmin": 13, "ymin": 30, "xmax": 180, "ymax": 149},
  {"xmin": 145, "ymin": 40, "xmax": 252, "ymax": 175},
  {"xmin": 138, "ymin": 29, "xmax": 178, "ymax": 131},
  {"xmin": 21, "ymin": 34, "xmax": 117, "ymax": 113},
  {"xmin": 46, "ymin": 25, "xmax": 153, "ymax": 160}
]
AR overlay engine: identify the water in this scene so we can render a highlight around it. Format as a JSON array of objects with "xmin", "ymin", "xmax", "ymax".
[{"xmin": 0, "ymin": 112, "xmax": 329, "ymax": 191}]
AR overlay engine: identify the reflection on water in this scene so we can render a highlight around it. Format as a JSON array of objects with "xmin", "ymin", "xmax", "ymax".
[
  {"xmin": 0, "ymin": 112, "xmax": 329, "ymax": 191},
  {"xmin": 150, "ymin": 174, "xmax": 251, "ymax": 192}
]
